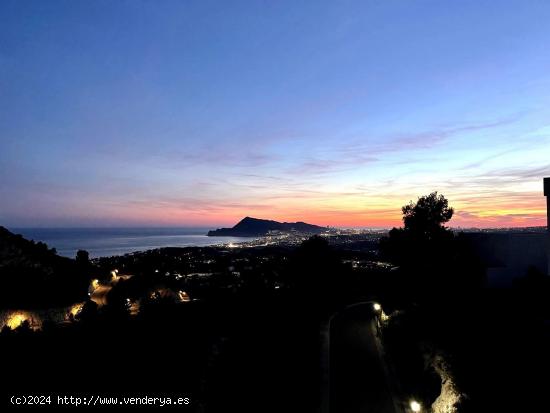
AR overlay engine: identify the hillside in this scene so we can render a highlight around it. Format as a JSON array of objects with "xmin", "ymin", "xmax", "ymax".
[
  {"xmin": 0, "ymin": 227, "xmax": 89, "ymax": 309},
  {"xmin": 207, "ymin": 217, "xmax": 327, "ymax": 237}
]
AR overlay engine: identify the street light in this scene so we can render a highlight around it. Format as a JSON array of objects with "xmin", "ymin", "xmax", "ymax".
[
  {"xmin": 410, "ymin": 400, "xmax": 421, "ymax": 412},
  {"xmin": 373, "ymin": 303, "xmax": 381, "ymax": 311}
]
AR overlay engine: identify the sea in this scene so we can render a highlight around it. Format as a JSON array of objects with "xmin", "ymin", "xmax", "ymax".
[{"xmin": 8, "ymin": 227, "xmax": 253, "ymax": 259}]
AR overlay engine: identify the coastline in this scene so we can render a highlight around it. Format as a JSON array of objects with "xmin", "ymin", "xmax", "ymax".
[{"xmin": 8, "ymin": 227, "xmax": 254, "ymax": 259}]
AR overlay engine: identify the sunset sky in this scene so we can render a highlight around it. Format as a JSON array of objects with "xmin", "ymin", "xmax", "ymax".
[{"xmin": 1, "ymin": 0, "xmax": 550, "ymax": 228}]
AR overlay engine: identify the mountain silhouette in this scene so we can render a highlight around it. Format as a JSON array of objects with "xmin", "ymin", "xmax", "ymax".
[{"xmin": 207, "ymin": 217, "xmax": 326, "ymax": 237}]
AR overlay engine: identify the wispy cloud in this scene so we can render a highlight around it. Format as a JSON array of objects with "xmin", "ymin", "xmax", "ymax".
[
  {"xmin": 480, "ymin": 164, "xmax": 550, "ymax": 181},
  {"xmin": 282, "ymin": 119, "xmax": 513, "ymax": 176},
  {"xmin": 337, "ymin": 115, "xmax": 524, "ymax": 158}
]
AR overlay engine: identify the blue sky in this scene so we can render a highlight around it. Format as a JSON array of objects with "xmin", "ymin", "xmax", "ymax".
[{"xmin": 1, "ymin": 0, "xmax": 550, "ymax": 227}]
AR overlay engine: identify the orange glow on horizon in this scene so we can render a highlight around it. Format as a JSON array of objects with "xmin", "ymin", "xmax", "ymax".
[
  {"xmin": 59, "ymin": 187, "xmax": 547, "ymax": 230},
  {"xmin": 107, "ymin": 207, "xmax": 546, "ymax": 230}
]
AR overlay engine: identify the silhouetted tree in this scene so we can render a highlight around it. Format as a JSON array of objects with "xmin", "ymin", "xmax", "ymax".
[
  {"xmin": 381, "ymin": 192, "xmax": 454, "ymax": 267},
  {"xmin": 402, "ymin": 192, "xmax": 453, "ymax": 237},
  {"xmin": 76, "ymin": 249, "xmax": 90, "ymax": 265},
  {"xmin": 380, "ymin": 192, "xmax": 483, "ymax": 294},
  {"xmin": 286, "ymin": 235, "xmax": 348, "ymax": 305},
  {"xmin": 76, "ymin": 249, "xmax": 92, "ymax": 279}
]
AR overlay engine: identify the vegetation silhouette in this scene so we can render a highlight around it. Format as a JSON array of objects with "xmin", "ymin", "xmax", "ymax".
[
  {"xmin": 1, "ymin": 203, "xmax": 548, "ymax": 413},
  {"xmin": 380, "ymin": 192, "xmax": 484, "ymax": 296},
  {"xmin": 75, "ymin": 249, "xmax": 93, "ymax": 280},
  {"xmin": 378, "ymin": 192, "xmax": 550, "ymax": 412},
  {"xmin": 381, "ymin": 192, "xmax": 454, "ymax": 266},
  {"xmin": 0, "ymin": 227, "xmax": 89, "ymax": 309},
  {"xmin": 286, "ymin": 235, "xmax": 352, "ymax": 306}
]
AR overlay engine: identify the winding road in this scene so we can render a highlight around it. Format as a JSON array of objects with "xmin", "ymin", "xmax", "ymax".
[
  {"xmin": 325, "ymin": 303, "xmax": 405, "ymax": 413},
  {"xmin": 90, "ymin": 285, "xmax": 111, "ymax": 306}
]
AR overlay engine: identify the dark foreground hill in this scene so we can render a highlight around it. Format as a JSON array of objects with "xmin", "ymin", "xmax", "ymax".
[
  {"xmin": 207, "ymin": 216, "xmax": 327, "ymax": 237},
  {"xmin": 0, "ymin": 227, "xmax": 88, "ymax": 308}
]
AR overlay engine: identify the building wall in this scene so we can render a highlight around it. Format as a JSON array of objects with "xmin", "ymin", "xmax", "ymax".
[{"xmin": 463, "ymin": 232, "xmax": 547, "ymax": 287}]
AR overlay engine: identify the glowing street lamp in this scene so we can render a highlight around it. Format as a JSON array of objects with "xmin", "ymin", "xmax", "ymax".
[
  {"xmin": 6, "ymin": 312, "xmax": 27, "ymax": 329},
  {"xmin": 69, "ymin": 303, "xmax": 84, "ymax": 318},
  {"xmin": 410, "ymin": 400, "xmax": 421, "ymax": 412},
  {"xmin": 373, "ymin": 303, "xmax": 382, "ymax": 312}
]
